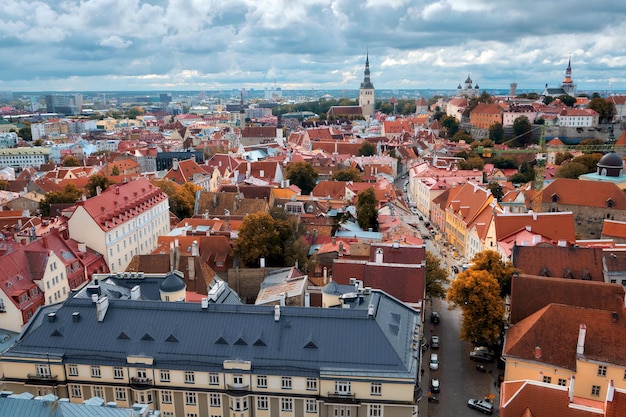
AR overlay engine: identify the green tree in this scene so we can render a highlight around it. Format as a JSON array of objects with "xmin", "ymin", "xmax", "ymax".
[
  {"xmin": 356, "ymin": 188, "xmax": 378, "ymax": 231},
  {"xmin": 488, "ymin": 122, "xmax": 504, "ymax": 144},
  {"xmin": 555, "ymin": 161, "xmax": 590, "ymax": 178},
  {"xmin": 440, "ymin": 115, "xmax": 459, "ymax": 138},
  {"xmin": 425, "ymin": 252, "xmax": 449, "ymax": 299},
  {"xmin": 447, "ymin": 269, "xmax": 505, "ymax": 346},
  {"xmin": 285, "ymin": 162, "xmax": 318, "ymax": 195},
  {"xmin": 491, "ymin": 157, "xmax": 517, "ymax": 169},
  {"xmin": 554, "ymin": 151, "xmax": 574, "ymax": 165},
  {"xmin": 39, "ymin": 184, "xmax": 83, "ymax": 216},
  {"xmin": 452, "ymin": 129, "xmax": 473, "ymax": 143},
  {"xmin": 469, "ymin": 250, "xmax": 517, "ymax": 297},
  {"xmin": 588, "ymin": 96, "xmax": 616, "ymax": 123},
  {"xmin": 512, "ymin": 116, "xmax": 533, "ymax": 146},
  {"xmin": 234, "ymin": 212, "xmax": 286, "ymax": 267},
  {"xmin": 357, "ymin": 141, "xmax": 376, "ymax": 157},
  {"xmin": 571, "ymin": 153, "xmax": 603, "ymax": 171},
  {"xmin": 126, "ymin": 107, "xmax": 144, "ymax": 119},
  {"xmin": 170, "ymin": 182, "xmax": 200, "ymax": 219},
  {"xmin": 557, "ymin": 94, "xmax": 576, "ymax": 107},
  {"xmin": 0, "ymin": 180, "xmax": 8, "ymax": 190},
  {"xmin": 33, "ymin": 139, "xmax": 44, "ymax": 146},
  {"xmin": 459, "ymin": 157, "xmax": 485, "ymax": 171},
  {"xmin": 486, "ymin": 182, "xmax": 504, "ymax": 201},
  {"xmin": 111, "ymin": 165, "xmax": 120, "ymax": 176},
  {"xmin": 62, "ymin": 155, "xmax": 81, "ymax": 167},
  {"xmin": 509, "ymin": 161, "xmax": 535, "ymax": 184},
  {"xmin": 269, "ymin": 207, "xmax": 309, "ymax": 270},
  {"xmin": 85, "ymin": 174, "xmax": 113, "ymax": 197},
  {"xmin": 18, "ymin": 126, "xmax": 32, "ymax": 141},
  {"xmin": 331, "ymin": 168, "xmax": 362, "ymax": 182}
]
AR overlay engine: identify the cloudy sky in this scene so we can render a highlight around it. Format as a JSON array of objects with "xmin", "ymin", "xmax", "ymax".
[{"xmin": 2, "ymin": 0, "xmax": 626, "ymax": 93}]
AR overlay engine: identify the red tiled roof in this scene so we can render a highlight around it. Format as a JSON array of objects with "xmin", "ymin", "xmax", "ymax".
[
  {"xmin": 542, "ymin": 178, "xmax": 626, "ymax": 209},
  {"xmin": 512, "ymin": 246, "xmax": 604, "ymax": 281},
  {"xmin": 602, "ymin": 220, "xmax": 626, "ymax": 239},
  {"xmin": 495, "ymin": 212, "xmax": 576, "ymax": 243}
]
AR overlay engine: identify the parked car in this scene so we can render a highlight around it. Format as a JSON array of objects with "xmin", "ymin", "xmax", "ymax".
[
  {"xmin": 451, "ymin": 265, "xmax": 459, "ymax": 273},
  {"xmin": 430, "ymin": 335, "xmax": 439, "ymax": 349},
  {"xmin": 467, "ymin": 399, "xmax": 494, "ymax": 415},
  {"xmin": 429, "ymin": 353, "xmax": 439, "ymax": 370},
  {"xmin": 410, "ymin": 207, "xmax": 419, "ymax": 215},
  {"xmin": 418, "ymin": 215, "xmax": 424, "ymax": 221},
  {"xmin": 430, "ymin": 311, "xmax": 440, "ymax": 324},
  {"xmin": 430, "ymin": 377, "xmax": 440, "ymax": 393},
  {"xmin": 470, "ymin": 347, "xmax": 495, "ymax": 363}
]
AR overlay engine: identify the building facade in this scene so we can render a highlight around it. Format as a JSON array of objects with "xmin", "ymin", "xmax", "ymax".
[{"xmin": 0, "ymin": 288, "xmax": 422, "ymax": 417}]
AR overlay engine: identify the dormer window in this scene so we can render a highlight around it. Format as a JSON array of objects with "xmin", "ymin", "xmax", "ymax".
[
  {"xmin": 551, "ymin": 194, "xmax": 559, "ymax": 203},
  {"xmin": 607, "ymin": 198, "xmax": 614, "ymax": 209}
]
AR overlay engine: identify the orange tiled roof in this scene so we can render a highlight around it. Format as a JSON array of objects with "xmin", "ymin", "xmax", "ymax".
[{"xmin": 543, "ymin": 178, "xmax": 626, "ymax": 209}]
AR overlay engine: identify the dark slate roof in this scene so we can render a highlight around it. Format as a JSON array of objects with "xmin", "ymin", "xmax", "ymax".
[
  {"xmin": 0, "ymin": 393, "xmax": 155, "ymax": 416},
  {"xmin": 7, "ymin": 291, "xmax": 420, "ymax": 379},
  {"xmin": 160, "ymin": 271, "xmax": 186, "ymax": 292}
]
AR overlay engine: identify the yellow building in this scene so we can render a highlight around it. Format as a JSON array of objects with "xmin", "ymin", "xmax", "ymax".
[
  {"xmin": 0, "ymin": 286, "xmax": 422, "ymax": 417},
  {"xmin": 503, "ymin": 303, "xmax": 626, "ymax": 401}
]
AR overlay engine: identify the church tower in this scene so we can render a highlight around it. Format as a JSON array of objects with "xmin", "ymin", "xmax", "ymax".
[
  {"xmin": 561, "ymin": 56, "xmax": 575, "ymax": 95},
  {"xmin": 359, "ymin": 51, "xmax": 375, "ymax": 120}
]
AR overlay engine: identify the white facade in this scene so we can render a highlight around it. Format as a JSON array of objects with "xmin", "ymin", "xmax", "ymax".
[
  {"xmin": 37, "ymin": 252, "xmax": 71, "ymax": 305},
  {"xmin": 0, "ymin": 148, "xmax": 50, "ymax": 168}
]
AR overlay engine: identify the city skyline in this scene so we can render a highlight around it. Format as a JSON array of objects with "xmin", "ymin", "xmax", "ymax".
[{"xmin": 1, "ymin": 1, "xmax": 626, "ymax": 93}]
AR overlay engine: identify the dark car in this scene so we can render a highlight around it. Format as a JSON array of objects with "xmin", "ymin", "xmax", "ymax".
[
  {"xmin": 430, "ymin": 311, "xmax": 440, "ymax": 324},
  {"xmin": 451, "ymin": 265, "xmax": 459, "ymax": 274},
  {"xmin": 470, "ymin": 348, "xmax": 495, "ymax": 363},
  {"xmin": 430, "ymin": 378, "xmax": 440, "ymax": 393}
]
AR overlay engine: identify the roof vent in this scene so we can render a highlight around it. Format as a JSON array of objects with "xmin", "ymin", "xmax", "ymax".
[
  {"xmin": 534, "ymin": 346, "xmax": 542, "ymax": 359},
  {"xmin": 201, "ymin": 298, "xmax": 209, "ymax": 309},
  {"xmin": 274, "ymin": 305, "xmax": 280, "ymax": 322},
  {"xmin": 612, "ymin": 311, "xmax": 619, "ymax": 322},
  {"xmin": 72, "ymin": 312, "xmax": 80, "ymax": 323},
  {"xmin": 47, "ymin": 312, "xmax": 56, "ymax": 323}
]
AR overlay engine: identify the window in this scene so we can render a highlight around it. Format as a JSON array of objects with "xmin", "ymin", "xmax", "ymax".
[
  {"xmin": 114, "ymin": 367, "xmax": 124, "ymax": 379},
  {"xmin": 257, "ymin": 396, "xmax": 268, "ymax": 410},
  {"xmin": 306, "ymin": 399, "xmax": 318, "ymax": 413},
  {"xmin": 185, "ymin": 371, "xmax": 195, "ymax": 384},
  {"xmin": 163, "ymin": 413, "xmax": 173, "ymax": 417},
  {"xmin": 160, "ymin": 370, "xmax": 170, "ymax": 382},
  {"xmin": 281, "ymin": 398, "xmax": 293, "ymax": 412},
  {"xmin": 115, "ymin": 387, "xmax": 127, "ymax": 401},
  {"xmin": 257, "ymin": 375, "xmax": 267, "ymax": 388},
  {"xmin": 210, "ymin": 393, "xmax": 221, "ymax": 407},
  {"xmin": 558, "ymin": 378, "xmax": 567, "ymax": 386},
  {"xmin": 282, "ymin": 376, "xmax": 292, "ymax": 389},
  {"xmin": 591, "ymin": 385, "xmax": 601, "ymax": 396},
  {"xmin": 598, "ymin": 365, "xmax": 607, "ymax": 376},
  {"xmin": 161, "ymin": 390, "xmax": 173, "ymax": 404},
  {"xmin": 209, "ymin": 372, "xmax": 219, "ymax": 385},
  {"xmin": 91, "ymin": 365, "xmax": 101, "ymax": 378},
  {"xmin": 542, "ymin": 376, "xmax": 552, "ymax": 384},
  {"xmin": 333, "ymin": 406, "xmax": 351, "ymax": 417},
  {"xmin": 93, "ymin": 386, "xmax": 104, "ymax": 399},
  {"xmin": 307, "ymin": 378, "xmax": 317, "ymax": 391},
  {"xmin": 186, "ymin": 392, "xmax": 197, "ymax": 405},
  {"xmin": 335, "ymin": 381, "xmax": 351, "ymax": 395},
  {"xmin": 233, "ymin": 374, "xmax": 243, "ymax": 386},
  {"xmin": 187, "ymin": 414, "xmax": 198, "ymax": 417},
  {"xmin": 371, "ymin": 383, "xmax": 382, "ymax": 396},
  {"xmin": 70, "ymin": 384, "xmax": 82, "ymax": 398},
  {"xmin": 36, "ymin": 364, "xmax": 51, "ymax": 378},
  {"xmin": 369, "ymin": 405, "xmax": 382, "ymax": 417},
  {"xmin": 68, "ymin": 364, "xmax": 78, "ymax": 376},
  {"xmin": 230, "ymin": 397, "xmax": 248, "ymax": 411},
  {"xmin": 137, "ymin": 369, "xmax": 147, "ymax": 379}
]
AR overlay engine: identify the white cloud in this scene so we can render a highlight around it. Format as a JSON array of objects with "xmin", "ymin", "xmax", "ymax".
[{"xmin": 99, "ymin": 36, "xmax": 132, "ymax": 49}]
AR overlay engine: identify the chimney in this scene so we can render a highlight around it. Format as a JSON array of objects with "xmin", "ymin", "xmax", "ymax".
[
  {"xmin": 375, "ymin": 248, "xmax": 383, "ymax": 263},
  {"xmin": 72, "ymin": 312, "xmax": 80, "ymax": 322},
  {"xmin": 188, "ymin": 257, "xmax": 195, "ymax": 281},
  {"xmin": 201, "ymin": 298, "xmax": 209, "ymax": 309},
  {"xmin": 576, "ymin": 324, "xmax": 586, "ymax": 356},
  {"xmin": 192, "ymin": 241, "xmax": 199, "ymax": 257},
  {"xmin": 534, "ymin": 346, "xmax": 542, "ymax": 359},
  {"xmin": 47, "ymin": 312, "xmax": 56, "ymax": 323},
  {"xmin": 115, "ymin": 186, "xmax": 120, "ymax": 195},
  {"xmin": 96, "ymin": 186, "xmax": 102, "ymax": 196},
  {"xmin": 368, "ymin": 303, "xmax": 375, "ymax": 317},
  {"xmin": 569, "ymin": 375, "xmax": 575, "ymax": 403},
  {"xmin": 42, "ymin": 234, "xmax": 49, "ymax": 249},
  {"xmin": 260, "ymin": 258, "xmax": 265, "ymax": 268},
  {"xmin": 96, "ymin": 296, "xmax": 109, "ymax": 322},
  {"xmin": 172, "ymin": 158, "xmax": 179, "ymax": 170},
  {"xmin": 280, "ymin": 292, "xmax": 286, "ymax": 306},
  {"xmin": 304, "ymin": 292, "xmax": 310, "ymax": 307},
  {"xmin": 78, "ymin": 242, "xmax": 87, "ymax": 253},
  {"xmin": 323, "ymin": 267, "xmax": 328, "ymax": 284},
  {"xmin": 130, "ymin": 285, "xmax": 140, "ymax": 300},
  {"xmin": 338, "ymin": 241, "xmax": 343, "ymax": 256},
  {"xmin": 169, "ymin": 241, "xmax": 175, "ymax": 271},
  {"xmin": 607, "ymin": 379, "xmax": 615, "ymax": 402},
  {"xmin": 274, "ymin": 305, "xmax": 280, "ymax": 322},
  {"xmin": 212, "ymin": 193, "xmax": 217, "ymax": 208}
]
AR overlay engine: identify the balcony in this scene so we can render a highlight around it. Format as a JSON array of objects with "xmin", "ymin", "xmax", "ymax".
[
  {"xmin": 226, "ymin": 383, "xmax": 250, "ymax": 392},
  {"xmin": 130, "ymin": 377, "xmax": 153, "ymax": 388},
  {"xmin": 326, "ymin": 392, "xmax": 357, "ymax": 404},
  {"xmin": 27, "ymin": 374, "xmax": 58, "ymax": 385}
]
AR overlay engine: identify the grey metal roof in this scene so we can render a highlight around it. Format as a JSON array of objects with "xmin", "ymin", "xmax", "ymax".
[{"xmin": 6, "ymin": 291, "xmax": 419, "ymax": 380}]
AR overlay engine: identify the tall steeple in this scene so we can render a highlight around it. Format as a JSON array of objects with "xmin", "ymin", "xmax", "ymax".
[
  {"xmin": 561, "ymin": 55, "xmax": 575, "ymax": 95},
  {"xmin": 359, "ymin": 50, "xmax": 375, "ymax": 120}
]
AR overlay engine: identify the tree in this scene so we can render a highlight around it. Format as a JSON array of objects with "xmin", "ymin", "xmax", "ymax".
[
  {"xmin": 62, "ymin": 155, "xmax": 81, "ymax": 167},
  {"xmin": 357, "ymin": 141, "xmax": 376, "ymax": 157},
  {"xmin": 85, "ymin": 175, "xmax": 113, "ymax": 197},
  {"xmin": 571, "ymin": 153, "xmax": 603, "ymax": 171},
  {"xmin": 331, "ymin": 168, "xmax": 362, "ymax": 182},
  {"xmin": 171, "ymin": 182, "xmax": 200, "ymax": 219},
  {"xmin": 356, "ymin": 188, "xmax": 378, "ymax": 231},
  {"xmin": 440, "ymin": 115, "xmax": 459, "ymax": 138},
  {"xmin": 0, "ymin": 180, "xmax": 8, "ymax": 190},
  {"xmin": 425, "ymin": 252, "xmax": 449, "ymax": 299},
  {"xmin": 554, "ymin": 151, "xmax": 574, "ymax": 165},
  {"xmin": 555, "ymin": 161, "xmax": 590, "ymax": 179},
  {"xmin": 486, "ymin": 182, "xmax": 504, "ymax": 201},
  {"xmin": 447, "ymin": 269, "xmax": 505, "ymax": 346},
  {"xmin": 557, "ymin": 94, "xmax": 576, "ymax": 107},
  {"xmin": 512, "ymin": 116, "xmax": 533, "ymax": 146},
  {"xmin": 111, "ymin": 165, "xmax": 120, "ymax": 176},
  {"xmin": 234, "ymin": 212, "xmax": 286, "ymax": 267},
  {"xmin": 491, "ymin": 157, "xmax": 517, "ymax": 169},
  {"xmin": 127, "ymin": 107, "xmax": 144, "ymax": 119},
  {"xmin": 285, "ymin": 162, "xmax": 318, "ymax": 195},
  {"xmin": 459, "ymin": 157, "xmax": 485, "ymax": 171},
  {"xmin": 18, "ymin": 126, "xmax": 32, "ymax": 141},
  {"xmin": 452, "ymin": 129, "xmax": 473, "ymax": 143},
  {"xmin": 509, "ymin": 161, "xmax": 535, "ymax": 184},
  {"xmin": 588, "ymin": 96, "xmax": 616, "ymax": 123},
  {"xmin": 33, "ymin": 139, "xmax": 44, "ymax": 146},
  {"xmin": 469, "ymin": 250, "xmax": 517, "ymax": 297},
  {"xmin": 488, "ymin": 122, "xmax": 504, "ymax": 144},
  {"xmin": 39, "ymin": 184, "xmax": 83, "ymax": 216}
]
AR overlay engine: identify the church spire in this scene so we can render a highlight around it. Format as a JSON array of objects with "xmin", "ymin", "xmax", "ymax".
[{"xmin": 360, "ymin": 50, "xmax": 374, "ymax": 89}]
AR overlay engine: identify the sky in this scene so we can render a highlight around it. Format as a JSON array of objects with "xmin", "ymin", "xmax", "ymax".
[{"xmin": 2, "ymin": 0, "xmax": 626, "ymax": 93}]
